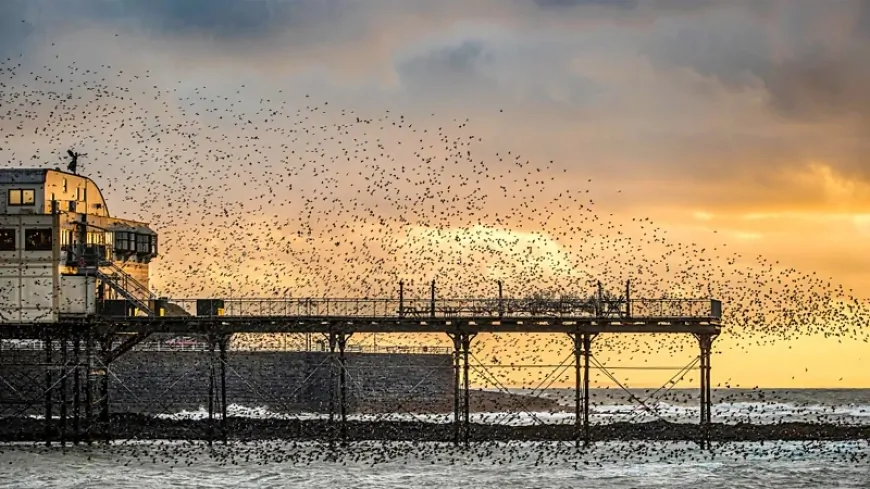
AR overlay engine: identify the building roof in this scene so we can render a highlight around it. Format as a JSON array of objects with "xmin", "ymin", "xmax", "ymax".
[
  {"xmin": 0, "ymin": 168, "xmax": 96, "ymax": 185},
  {"xmin": 0, "ymin": 168, "xmax": 50, "ymax": 184}
]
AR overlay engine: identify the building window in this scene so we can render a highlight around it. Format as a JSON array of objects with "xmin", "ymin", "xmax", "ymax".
[
  {"xmin": 136, "ymin": 234, "xmax": 150, "ymax": 253},
  {"xmin": 115, "ymin": 231, "xmax": 131, "ymax": 251},
  {"xmin": 62, "ymin": 178, "xmax": 68, "ymax": 192},
  {"xmin": 0, "ymin": 229, "xmax": 15, "ymax": 251},
  {"xmin": 8, "ymin": 189, "xmax": 36, "ymax": 206},
  {"xmin": 86, "ymin": 231, "xmax": 105, "ymax": 245},
  {"xmin": 61, "ymin": 229, "xmax": 73, "ymax": 248},
  {"xmin": 24, "ymin": 228, "xmax": 53, "ymax": 251}
]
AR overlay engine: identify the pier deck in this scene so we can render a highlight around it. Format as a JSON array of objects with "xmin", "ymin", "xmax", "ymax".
[
  {"xmin": 0, "ymin": 294, "xmax": 723, "ymax": 449},
  {"xmin": 1, "ymin": 296, "xmax": 723, "ymax": 337}
]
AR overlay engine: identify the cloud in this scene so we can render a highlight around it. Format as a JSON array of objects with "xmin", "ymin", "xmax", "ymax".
[
  {"xmin": 0, "ymin": 1, "xmax": 35, "ymax": 57},
  {"xmin": 4, "ymin": 0, "xmax": 870, "ymax": 297},
  {"xmin": 641, "ymin": 0, "xmax": 870, "ymax": 127}
]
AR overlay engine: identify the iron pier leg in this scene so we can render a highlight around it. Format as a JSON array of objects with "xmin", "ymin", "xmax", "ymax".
[
  {"xmin": 327, "ymin": 332, "xmax": 337, "ymax": 446},
  {"xmin": 60, "ymin": 335, "xmax": 68, "ymax": 447},
  {"xmin": 699, "ymin": 339, "xmax": 706, "ymax": 449},
  {"xmin": 707, "ymin": 336, "xmax": 715, "ymax": 429},
  {"xmin": 219, "ymin": 336, "xmax": 228, "ymax": 444},
  {"xmin": 697, "ymin": 333, "xmax": 715, "ymax": 450},
  {"xmin": 85, "ymin": 333, "xmax": 93, "ymax": 445},
  {"xmin": 208, "ymin": 337, "xmax": 216, "ymax": 446},
  {"xmin": 462, "ymin": 333, "xmax": 474, "ymax": 447},
  {"xmin": 337, "ymin": 332, "xmax": 349, "ymax": 445},
  {"xmin": 572, "ymin": 333, "xmax": 581, "ymax": 449},
  {"xmin": 99, "ymin": 340, "xmax": 111, "ymax": 444},
  {"xmin": 73, "ymin": 335, "xmax": 81, "ymax": 445},
  {"xmin": 583, "ymin": 333, "xmax": 592, "ymax": 447},
  {"xmin": 44, "ymin": 334, "xmax": 53, "ymax": 447},
  {"xmin": 448, "ymin": 333, "xmax": 461, "ymax": 445}
]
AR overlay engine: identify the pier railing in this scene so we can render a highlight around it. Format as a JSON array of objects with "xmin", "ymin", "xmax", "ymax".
[
  {"xmin": 0, "ymin": 338, "xmax": 452, "ymax": 355},
  {"xmin": 156, "ymin": 297, "xmax": 721, "ymax": 320}
]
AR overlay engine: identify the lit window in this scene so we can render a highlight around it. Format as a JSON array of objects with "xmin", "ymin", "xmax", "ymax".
[
  {"xmin": 0, "ymin": 229, "xmax": 15, "ymax": 251},
  {"xmin": 8, "ymin": 189, "xmax": 35, "ymax": 206},
  {"xmin": 62, "ymin": 178, "xmax": 67, "ymax": 192},
  {"xmin": 24, "ymin": 228, "xmax": 53, "ymax": 251}
]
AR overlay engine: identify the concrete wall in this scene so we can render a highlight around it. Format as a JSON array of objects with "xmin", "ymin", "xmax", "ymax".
[
  {"xmin": 0, "ymin": 348, "xmax": 453, "ymax": 416},
  {"xmin": 0, "ymin": 214, "xmax": 59, "ymax": 323}
]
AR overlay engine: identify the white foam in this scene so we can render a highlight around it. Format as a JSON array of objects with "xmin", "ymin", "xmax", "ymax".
[{"xmin": 138, "ymin": 401, "xmax": 870, "ymax": 425}]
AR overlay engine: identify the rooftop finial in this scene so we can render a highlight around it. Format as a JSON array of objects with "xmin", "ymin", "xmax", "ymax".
[{"xmin": 66, "ymin": 149, "xmax": 79, "ymax": 174}]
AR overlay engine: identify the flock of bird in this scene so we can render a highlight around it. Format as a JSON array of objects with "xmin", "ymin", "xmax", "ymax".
[{"xmin": 1, "ymin": 49, "xmax": 869, "ymax": 464}]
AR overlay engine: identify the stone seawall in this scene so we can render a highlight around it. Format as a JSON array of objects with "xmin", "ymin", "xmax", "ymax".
[{"xmin": 0, "ymin": 349, "xmax": 453, "ymax": 416}]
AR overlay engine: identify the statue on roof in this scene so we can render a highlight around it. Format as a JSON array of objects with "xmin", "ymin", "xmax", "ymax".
[{"xmin": 66, "ymin": 149, "xmax": 79, "ymax": 174}]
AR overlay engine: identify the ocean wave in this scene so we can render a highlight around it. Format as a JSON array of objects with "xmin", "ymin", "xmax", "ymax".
[{"xmin": 127, "ymin": 401, "xmax": 870, "ymax": 425}]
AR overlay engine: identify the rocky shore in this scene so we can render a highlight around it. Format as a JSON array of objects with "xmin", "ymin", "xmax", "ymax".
[
  {"xmin": 356, "ymin": 389, "xmax": 565, "ymax": 414},
  {"xmin": 2, "ymin": 416, "xmax": 869, "ymax": 443}
]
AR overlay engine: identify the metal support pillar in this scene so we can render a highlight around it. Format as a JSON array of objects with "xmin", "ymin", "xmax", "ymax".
[
  {"xmin": 695, "ymin": 333, "xmax": 716, "ymax": 450},
  {"xmin": 327, "ymin": 332, "xmax": 337, "ymax": 444},
  {"xmin": 208, "ymin": 337, "xmax": 216, "ymax": 446},
  {"xmin": 337, "ymin": 332, "xmax": 349, "ymax": 445},
  {"xmin": 84, "ymin": 332, "xmax": 94, "ymax": 445},
  {"xmin": 461, "ymin": 333, "xmax": 474, "ymax": 446},
  {"xmin": 99, "ymin": 339, "xmax": 111, "ymax": 444},
  {"xmin": 73, "ymin": 335, "xmax": 81, "ymax": 445},
  {"xmin": 571, "ymin": 332, "xmax": 595, "ymax": 447},
  {"xmin": 572, "ymin": 333, "xmax": 581, "ymax": 448},
  {"xmin": 219, "ymin": 336, "xmax": 228, "ymax": 443},
  {"xmin": 60, "ymin": 335, "xmax": 68, "ymax": 446},
  {"xmin": 324, "ymin": 330, "xmax": 352, "ymax": 445},
  {"xmin": 447, "ymin": 330, "xmax": 476, "ymax": 446},
  {"xmin": 448, "ymin": 333, "xmax": 461, "ymax": 445},
  {"xmin": 44, "ymin": 334, "xmax": 53, "ymax": 446},
  {"xmin": 582, "ymin": 333, "xmax": 593, "ymax": 446}
]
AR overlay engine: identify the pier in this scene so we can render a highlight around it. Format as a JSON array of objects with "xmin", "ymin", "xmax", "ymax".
[{"xmin": 0, "ymin": 282, "xmax": 723, "ymax": 449}]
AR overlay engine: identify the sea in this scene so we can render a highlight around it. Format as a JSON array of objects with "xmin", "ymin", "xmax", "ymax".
[{"xmin": 1, "ymin": 389, "xmax": 869, "ymax": 488}]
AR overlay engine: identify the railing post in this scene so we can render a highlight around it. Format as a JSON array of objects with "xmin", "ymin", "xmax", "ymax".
[
  {"xmin": 625, "ymin": 280, "xmax": 631, "ymax": 318},
  {"xmin": 597, "ymin": 281, "xmax": 604, "ymax": 316},
  {"xmin": 430, "ymin": 279, "xmax": 436, "ymax": 318},
  {"xmin": 399, "ymin": 280, "xmax": 405, "ymax": 318},
  {"xmin": 497, "ymin": 281, "xmax": 504, "ymax": 319}
]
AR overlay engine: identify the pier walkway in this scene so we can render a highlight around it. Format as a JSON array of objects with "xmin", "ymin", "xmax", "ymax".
[{"xmin": 0, "ymin": 290, "xmax": 723, "ymax": 449}]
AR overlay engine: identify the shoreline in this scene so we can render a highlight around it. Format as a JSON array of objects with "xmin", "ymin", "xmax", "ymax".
[
  {"xmin": 356, "ymin": 389, "xmax": 565, "ymax": 414},
  {"xmin": 2, "ymin": 416, "xmax": 869, "ymax": 443}
]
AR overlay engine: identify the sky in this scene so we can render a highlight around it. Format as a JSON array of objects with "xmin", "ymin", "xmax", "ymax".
[{"xmin": 2, "ymin": 0, "xmax": 870, "ymax": 388}]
